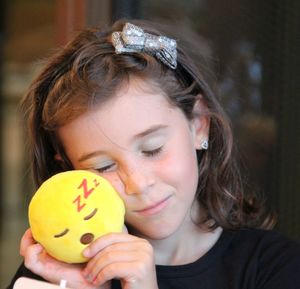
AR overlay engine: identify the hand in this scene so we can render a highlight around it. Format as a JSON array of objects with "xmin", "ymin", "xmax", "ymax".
[
  {"xmin": 20, "ymin": 228, "xmax": 111, "ymax": 289},
  {"xmin": 83, "ymin": 233, "xmax": 159, "ymax": 289}
]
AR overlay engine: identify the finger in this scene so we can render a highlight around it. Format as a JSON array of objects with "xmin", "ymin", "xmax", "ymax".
[
  {"xmin": 85, "ymin": 241, "xmax": 153, "ymax": 285},
  {"xmin": 20, "ymin": 228, "xmax": 36, "ymax": 256},
  {"xmin": 84, "ymin": 249, "xmax": 142, "ymax": 281},
  {"xmin": 23, "ymin": 243, "xmax": 44, "ymax": 273},
  {"xmin": 92, "ymin": 261, "xmax": 146, "ymax": 287},
  {"xmin": 84, "ymin": 239, "xmax": 150, "ymax": 274},
  {"xmin": 83, "ymin": 233, "xmax": 139, "ymax": 258}
]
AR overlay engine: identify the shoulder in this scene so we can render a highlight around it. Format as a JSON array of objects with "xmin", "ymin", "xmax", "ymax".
[
  {"xmin": 156, "ymin": 229, "xmax": 300, "ymax": 289},
  {"xmin": 227, "ymin": 228, "xmax": 300, "ymax": 253},
  {"xmin": 223, "ymin": 228, "xmax": 300, "ymax": 288},
  {"xmin": 225, "ymin": 228, "xmax": 300, "ymax": 262}
]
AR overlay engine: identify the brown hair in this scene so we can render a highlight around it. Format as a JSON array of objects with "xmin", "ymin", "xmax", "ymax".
[{"xmin": 21, "ymin": 19, "xmax": 274, "ymax": 230}]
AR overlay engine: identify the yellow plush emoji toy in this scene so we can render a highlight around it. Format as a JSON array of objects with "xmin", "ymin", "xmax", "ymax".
[{"xmin": 29, "ymin": 170, "xmax": 125, "ymax": 263}]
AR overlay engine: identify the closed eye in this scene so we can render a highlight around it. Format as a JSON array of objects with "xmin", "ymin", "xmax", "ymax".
[
  {"xmin": 95, "ymin": 164, "xmax": 116, "ymax": 173},
  {"xmin": 84, "ymin": 208, "xmax": 98, "ymax": 220},
  {"xmin": 142, "ymin": 146, "xmax": 163, "ymax": 157},
  {"xmin": 54, "ymin": 228, "xmax": 69, "ymax": 238}
]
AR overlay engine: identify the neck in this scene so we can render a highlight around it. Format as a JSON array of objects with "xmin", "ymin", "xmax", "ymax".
[{"xmin": 148, "ymin": 211, "xmax": 223, "ymax": 266}]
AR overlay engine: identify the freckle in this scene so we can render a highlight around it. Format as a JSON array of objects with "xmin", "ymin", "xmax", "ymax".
[{"xmin": 80, "ymin": 233, "xmax": 94, "ymax": 244}]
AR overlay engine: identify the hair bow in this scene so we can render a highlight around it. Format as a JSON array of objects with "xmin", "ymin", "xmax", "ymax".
[{"xmin": 111, "ymin": 23, "xmax": 177, "ymax": 69}]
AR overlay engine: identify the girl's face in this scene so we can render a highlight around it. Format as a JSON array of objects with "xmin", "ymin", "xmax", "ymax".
[{"xmin": 58, "ymin": 77, "xmax": 209, "ymax": 240}]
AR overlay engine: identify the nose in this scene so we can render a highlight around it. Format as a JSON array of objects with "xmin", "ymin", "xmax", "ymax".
[
  {"xmin": 120, "ymin": 162, "xmax": 155, "ymax": 195},
  {"xmin": 80, "ymin": 233, "xmax": 94, "ymax": 245}
]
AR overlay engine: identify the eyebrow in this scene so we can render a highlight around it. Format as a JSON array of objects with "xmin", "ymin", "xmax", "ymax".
[
  {"xmin": 133, "ymin": 124, "xmax": 168, "ymax": 139},
  {"xmin": 78, "ymin": 124, "xmax": 168, "ymax": 163}
]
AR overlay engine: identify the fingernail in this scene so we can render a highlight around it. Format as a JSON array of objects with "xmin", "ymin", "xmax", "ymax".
[{"xmin": 92, "ymin": 276, "xmax": 98, "ymax": 285}]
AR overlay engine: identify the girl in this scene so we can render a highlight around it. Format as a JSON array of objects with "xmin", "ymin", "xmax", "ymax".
[{"xmin": 7, "ymin": 20, "xmax": 300, "ymax": 289}]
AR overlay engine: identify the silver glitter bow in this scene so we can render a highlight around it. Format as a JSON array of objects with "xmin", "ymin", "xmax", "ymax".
[{"xmin": 111, "ymin": 23, "xmax": 177, "ymax": 69}]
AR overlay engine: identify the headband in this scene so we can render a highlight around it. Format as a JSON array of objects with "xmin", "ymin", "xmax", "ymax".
[{"xmin": 111, "ymin": 22, "xmax": 177, "ymax": 69}]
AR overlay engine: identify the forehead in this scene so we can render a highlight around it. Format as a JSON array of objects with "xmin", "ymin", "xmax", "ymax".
[
  {"xmin": 61, "ymin": 78, "xmax": 177, "ymax": 132},
  {"xmin": 105, "ymin": 77, "xmax": 173, "ymax": 120},
  {"xmin": 57, "ymin": 77, "xmax": 188, "ymax": 159}
]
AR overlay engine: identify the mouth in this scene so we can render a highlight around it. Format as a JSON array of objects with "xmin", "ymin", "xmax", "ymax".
[{"xmin": 134, "ymin": 195, "xmax": 172, "ymax": 216}]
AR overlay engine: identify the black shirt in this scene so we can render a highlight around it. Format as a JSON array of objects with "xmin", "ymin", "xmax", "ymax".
[{"xmin": 6, "ymin": 229, "xmax": 300, "ymax": 289}]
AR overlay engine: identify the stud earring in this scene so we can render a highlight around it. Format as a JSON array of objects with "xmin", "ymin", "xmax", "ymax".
[{"xmin": 201, "ymin": 140, "xmax": 209, "ymax": 150}]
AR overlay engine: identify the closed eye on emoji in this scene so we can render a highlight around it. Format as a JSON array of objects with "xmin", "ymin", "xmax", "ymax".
[
  {"xmin": 54, "ymin": 228, "xmax": 69, "ymax": 238},
  {"xmin": 84, "ymin": 208, "xmax": 98, "ymax": 220}
]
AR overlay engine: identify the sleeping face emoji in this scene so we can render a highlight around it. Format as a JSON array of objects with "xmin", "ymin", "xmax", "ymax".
[{"xmin": 29, "ymin": 170, "xmax": 125, "ymax": 263}]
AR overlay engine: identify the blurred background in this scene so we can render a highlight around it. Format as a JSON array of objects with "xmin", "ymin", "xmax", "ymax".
[{"xmin": 0, "ymin": 0, "xmax": 299, "ymax": 287}]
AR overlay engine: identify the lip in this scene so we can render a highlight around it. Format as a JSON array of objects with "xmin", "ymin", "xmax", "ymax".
[{"xmin": 135, "ymin": 195, "xmax": 172, "ymax": 216}]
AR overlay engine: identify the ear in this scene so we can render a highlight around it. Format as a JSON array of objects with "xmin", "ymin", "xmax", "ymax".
[{"xmin": 190, "ymin": 98, "xmax": 210, "ymax": 150}]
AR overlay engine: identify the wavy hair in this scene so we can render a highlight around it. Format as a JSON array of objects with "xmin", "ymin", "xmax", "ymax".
[{"xmin": 21, "ymin": 19, "xmax": 274, "ymax": 230}]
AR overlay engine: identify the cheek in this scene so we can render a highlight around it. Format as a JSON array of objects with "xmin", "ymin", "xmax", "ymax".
[{"xmin": 155, "ymin": 142, "xmax": 199, "ymax": 186}]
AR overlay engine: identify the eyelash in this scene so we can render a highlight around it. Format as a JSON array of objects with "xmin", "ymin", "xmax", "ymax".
[
  {"xmin": 95, "ymin": 164, "xmax": 115, "ymax": 173},
  {"xmin": 142, "ymin": 146, "xmax": 163, "ymax": 157}
]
